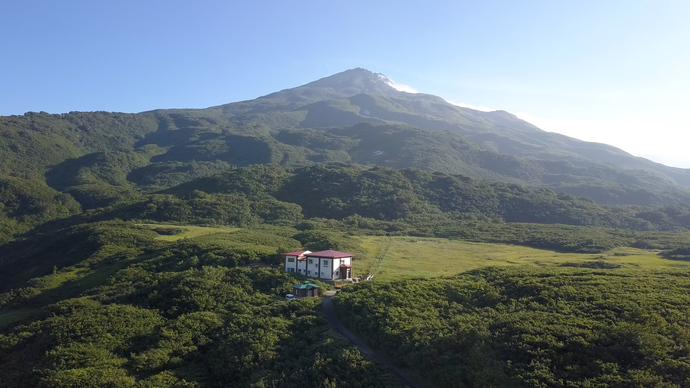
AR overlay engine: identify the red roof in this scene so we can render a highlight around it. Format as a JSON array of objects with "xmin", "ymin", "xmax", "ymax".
[
  {"xmin": 283, "ymin": 250, "xmax": 310, "ymax": 256},
  {"xmin": 306, "ymin": 250, "xmax": 355, "ymax": 258},
  {"xmin": 340, "ymin": 264, "xmax": 353, "ymax": 268}
]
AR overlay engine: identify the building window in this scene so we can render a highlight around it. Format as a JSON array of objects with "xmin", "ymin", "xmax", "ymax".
[
  {"xmin": 335, "ymin": 271, "xmax": 340, "ymax": 276},
  {"xmin": 308, "ymin": 259, "xmax": 313, "ymax": 264},
  {"xmin": 287, "ymin": 257, "xmax": 295, "ymax": 262},
  {"xmin": 323, "ymin": 261, "xmax": 329, "ymax": 267}
]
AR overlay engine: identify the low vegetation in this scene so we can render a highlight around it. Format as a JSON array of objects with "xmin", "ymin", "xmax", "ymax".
[
  {"xmin": 0, "ymin": 221, "xmax": 401, "ymax": 388},
  {"xmin": 334, "ymin": 266, "xmax": 690, "ymax": 387}
]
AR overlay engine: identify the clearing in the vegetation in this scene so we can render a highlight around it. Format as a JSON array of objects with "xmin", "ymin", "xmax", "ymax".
[
  {"xmin": 135, "ymin": 223, "xmax": 241, "ymax": 241},
  {"xmin": 354, "ymin": 236, "xmax": 690, "ymax": 281}
]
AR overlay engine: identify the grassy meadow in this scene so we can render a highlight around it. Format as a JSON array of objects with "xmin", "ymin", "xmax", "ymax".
[
  {"xmin": 353, "ymin": 236, "xmax": 690, "ymax": 281},
  {"xmin": 135, "ymin": 223, "xmax": 240, "ymax": 241},
  {"xmin": 135, "ymin": 226, "xmax": 690, "ymax": 282},
  {"xmin": 4, "ymin": 223, "xmax": 687, "ymax": 329}
]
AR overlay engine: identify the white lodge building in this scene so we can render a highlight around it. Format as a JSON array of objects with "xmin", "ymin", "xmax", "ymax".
[{"xmin": 283, "ymin": 250, "xmax": 353, "ymax": 281}]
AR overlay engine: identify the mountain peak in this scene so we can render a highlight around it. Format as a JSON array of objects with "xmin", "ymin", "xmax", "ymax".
[
  {"xmin": 254, "ymin": 68, "xmax": 415, "ymax": 104},
  {"xmin": 303, "ymin": 68, "xmax": 412, "ymax": 96}
]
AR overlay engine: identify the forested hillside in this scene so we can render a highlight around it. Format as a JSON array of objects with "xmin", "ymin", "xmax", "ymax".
[
  {"xmin": 149, "ymin": 164, "xmax": 690, "ymax": 232},
  {"xmin": 3, "ymin": 109, "xmax": 690, "ymax": 211},
  {"xmin": 0, "ymin": 221, "xmax": 402, "ymax": 388},
  {"xmin": 3, "ymin": 217, "xmax": 689, "ymax": 386},
  {"xmin": 2, "ymin": 69, "xmax": 690, "ymax": 236},
  {"xmin": 334, "ymin": 267, "xmax": 690, "ymax": 387},
  {"xmin": 5, "ymin": 160, "xmax": 690, "ymax": 249}
]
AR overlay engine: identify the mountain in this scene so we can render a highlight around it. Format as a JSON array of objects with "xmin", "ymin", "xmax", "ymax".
[
  {"xmin": 2, "ymin": 67, "xmax": 690, "ymax": 243},
  {"xmin": 234, "ymin": 69, "xmax": 690, "ymax": 182},
  {"xmin": 151, "ymin": 68, "xmax": 690, "ymax": 204}
]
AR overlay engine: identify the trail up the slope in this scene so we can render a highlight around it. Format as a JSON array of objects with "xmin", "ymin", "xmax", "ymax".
[{"xmin": 322, "ymin": 297, "xmax": 426, "ymax": 388}]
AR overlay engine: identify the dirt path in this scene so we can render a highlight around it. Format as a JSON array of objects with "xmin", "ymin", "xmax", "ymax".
[{"xmin": 322, "ymin": 297, "xmax": 426, "ymax": 388}]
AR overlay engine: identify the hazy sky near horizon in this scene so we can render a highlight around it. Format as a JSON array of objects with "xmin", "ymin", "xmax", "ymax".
[{"xmin": 2, "ymin": 1, "xmax": 689, "ymax": 167}]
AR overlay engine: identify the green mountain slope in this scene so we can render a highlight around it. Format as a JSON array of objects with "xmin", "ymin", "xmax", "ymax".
[
  {"xmin": 1, "ymin": 213, "xmax": 689, "ymax": 386},
  {"xmin": 1, "ymin": 68, "xmax": 690, "ymax": 244},
  {"xmin": 0, "ymin": 69, "xmax": 688, "ymax": 212},
  {"xmin": 0, "ymin": 221, "xmax": 402, "ymax": 388},
  {"xmin": 156, "ymin": 163, "xmax": 690, "ymax": 232},
  {"xmin": 0, "ymin": 175, "xmax": 81, "ymax": 243},
  {"xmin": 334, "ymin": 266, "xmax": 690, "ymax": 387},
  {"xmin": 148, "ymin": 69, "xmax": 690, "ymax": 205},
  {"xmin": 210, "ymin": 68, "xmax": 690, "ymax": 188}
]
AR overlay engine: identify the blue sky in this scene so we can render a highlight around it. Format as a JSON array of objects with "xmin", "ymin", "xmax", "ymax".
[{"xmin": 2, "ymin": 1, "xmax": 689, "ymax": 167}]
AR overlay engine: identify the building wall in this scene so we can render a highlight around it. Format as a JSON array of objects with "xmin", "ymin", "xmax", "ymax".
[
  {"xmin": 313, "ymin": 257, "xmax": 339, "ymax": 280},
  {"xmin": 334, "ymin": 257, "xmax": 352, "ymax": 279},
  {"xmin": 303, "ymin": 256, "xmax": 331, "ymax": 279},
  {"xmin": 299, "ymin": 256, "xmax": 353, "ymax": 280},
  {"xmin": 294, "ymin": 288, "xmax": 319, "ymax": 297},
  {"xmin": 284, "ymin": 255, "xmax": 298, "ymax": 272},
  {"xmin": 296, "ymin": 260, "xmax": 306, "ymax": 275},
  {"xmin": 286, "ymin": 254, "xmax": 313, "ymax": 275},
  {"xmin": 306, "ymin": 257, "xmax": 318, "ymax": 278}
]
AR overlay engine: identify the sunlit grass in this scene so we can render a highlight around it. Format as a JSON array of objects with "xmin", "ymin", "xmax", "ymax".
[
  {"xmin": 35, "ymin": 268, "xmax": 88, "ymax": 289},
  {"xmin": 136, "ymin": 223, "xmax": 240, "ymax": 241},
  {"xmin": 1, "ymin": 260, "xmax": 138, "ymax": 320},
  {"xmin": 0, "ymin": 308, "xmax": 41, "ymax": 327},
  {"xmin": 353, "ymin": 236, "xmax": 690, "ymax": 282}
]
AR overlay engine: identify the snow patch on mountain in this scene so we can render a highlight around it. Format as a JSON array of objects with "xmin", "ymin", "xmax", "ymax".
[
  {"xmin": 447, "ymin": 100, "xmax": 495, "ymax": 112},
  {"xmin": 376, "ymin": 73, "xmax": 418, "ymax": 93}
]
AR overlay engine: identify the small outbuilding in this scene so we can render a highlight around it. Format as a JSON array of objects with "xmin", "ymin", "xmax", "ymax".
[{"xmin": 292, "ymin": 281, "xmax": 321, "ymax": 298}]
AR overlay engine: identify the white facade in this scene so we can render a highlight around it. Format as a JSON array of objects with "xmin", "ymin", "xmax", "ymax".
[
  {"xmin": 285, "ymin": 250, "xmax": 354, "ymax": 281},
  {"xmin": 305, "ymin": 255, "xmax": 352, "ymax": 280},
  {"xmin": 284, "ymin": 251, "xmax": 311, "ymax": 275}
]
